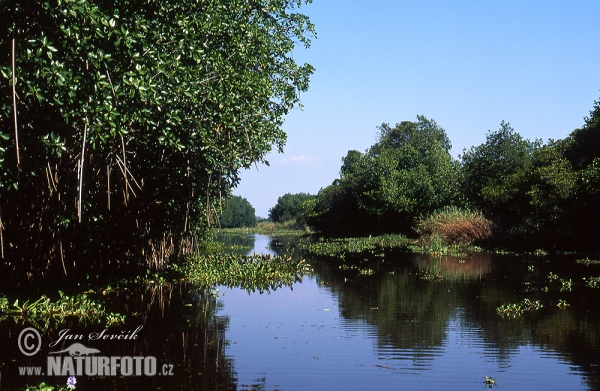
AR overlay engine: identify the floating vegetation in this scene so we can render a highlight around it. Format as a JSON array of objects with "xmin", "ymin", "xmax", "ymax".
[
  {"xmin": 583, "ymin": 276, "xmax": 600, "ymax": 288},
  {"xmin": 484, "ymin": 376, "xmax": 497, "ymax": 388},
  {"xmin": 496, "ymin": 298, "xmax": 543, "ymax": 318},
  {"xmin": 200, "ymin": 240, "xmax": 252, "ymax": 254},
  {"xmin": 557, "ymin": 299, "xmax": 570, "ymax": 308},
  {"xmin": 577, "ymin": 258, "xmax": 600, "ymax": 266},
  {"xmin": 559, "ymin": 278, "xmax": 572, "ymax": 292},
  {"xmin": 0, "ymin": 291, "xmax": 125, "ymax": 329},
  {"xmin": 215, "ymin": 221, "xmax": 308, "ymax": 236},
  {"xmin": 358, "ymin": 268, "xmax": 375, "ymax": 276},
  {"xmin": 338, "ymin": 264, "xmax": 375, "ymax": 276},
  {"xmin": 200, "ymin": 240, "xmax": 227, "ymax": 254},
  {"xmin": 172, "ymin": 253, "xmax": 310, "ymax": 293},
  {"xmin": 305, "ymin": 234, "xmax": 409, "ymax": 260},
  {"xmin": 420, "ymin": 271, "xmax": 444, "ymax": 281},
  {"xmin": 406, "ymin": 239, "xmax": 468, "ymax": 257},
  {"xmin": 23, "ymin": 376, "xmax": 76, "ymax": 391}
]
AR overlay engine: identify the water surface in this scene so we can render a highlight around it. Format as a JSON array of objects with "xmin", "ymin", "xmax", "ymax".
[
  {"xmin": 2, "ymin": 233, "xmax": 600, "ymax": 390},
  {"xmin": 216, "ymin": 234, "xmax": 600, "ymax": 391}
]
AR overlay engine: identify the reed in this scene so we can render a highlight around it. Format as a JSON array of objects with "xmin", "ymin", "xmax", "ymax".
[{"xmin": 415, "ymin": 206, "xmax": 493, "ymax": 246}]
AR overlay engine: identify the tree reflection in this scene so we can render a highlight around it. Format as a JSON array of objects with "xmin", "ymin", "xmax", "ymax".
[
  {"xmin": 1, "ymin": 283, "xmax": 237, "ymax": 391},
  {"xmin": 309, "ymin": 250, "xmax": 600, "ymax": 388}
]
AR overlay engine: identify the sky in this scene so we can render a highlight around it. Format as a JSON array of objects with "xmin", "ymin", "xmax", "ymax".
[{"xmin": 234, "ymin": 1, "xmax": 600, "ymax": 218}]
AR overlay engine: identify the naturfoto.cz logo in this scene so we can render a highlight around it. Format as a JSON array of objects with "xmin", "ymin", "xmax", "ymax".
[{"xmin": 17, "ymin": 326, "xmax": 174, "ymax": 377}]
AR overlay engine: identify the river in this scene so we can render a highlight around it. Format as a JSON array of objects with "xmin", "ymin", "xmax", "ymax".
[
  {"xmin": 212, "ymin": 234, "xmax": 600, "ymax": 391},
  {"xmin": 2, "ymin": 233, "xmax": 600, "ymax": 390}
]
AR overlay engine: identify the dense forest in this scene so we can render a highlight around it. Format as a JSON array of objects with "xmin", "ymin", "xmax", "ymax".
[
  {"xmin": 219, "ymin": 195, "xmax": 256, "ymax": 228},
  {"xmin": 301, "ymin": 103, "xmax": 600, "ymax": 251},
  {"xmin": 0, "ymin": 0, "xmax": 315, "ymax": 286}
]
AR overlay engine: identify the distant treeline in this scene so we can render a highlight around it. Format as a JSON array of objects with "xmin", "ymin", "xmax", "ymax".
[{"xmin": 296, "ymin": 101, "xmax": 600, "ymax": 251}]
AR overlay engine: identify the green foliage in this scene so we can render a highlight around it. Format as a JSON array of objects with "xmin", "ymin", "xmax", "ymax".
[
  {"xmin": 0, "ymin": 0, "xmax": 315, "ymax": 283},
  {"xmin": 522, "ymin": 140, "xmax": 577, "ymax": 243},
  {"xmin": 307, "ymin": 96, "xmax": 600, "ymax": 250},
  {"xmin": 0, "ymin": 291, "xmax": 125, "ymax": 328},
  {"xmin": 268, "ymin": 192, "xmax": 315, "ymax": 224},
  {"xmin": 216, "ymin": 220, "xmax": 307, "ymax": 235},
  {"xmin": 583, "ymin": 276, "xmax": 600, "ymax": 288},
  {"xmin": 172, "ymin": 253, "xmax": 310, "ymax": 294},
  {"xmin": 564, "ymin": 98, "xmax": 600, "ymax": 170},
  {"xmin": 306, "ymin": 116, "xmax": 459, "ymax": 236},
  {"xmin": 219, "ymin": 196, "xmax": 257, "ymax": 228},
  {"xmin": 23, "ymin": 383, "xmax": 63, "ymax": 391},
  {"xmin": 576, "ymin": 258, "xmax": 600, "ymax": 266},
  {"xmin": 460, "ymin": 121, "xmax": 540, "ymax": 227},
  {"xmin": 484, "ymin": 376, "xmax": 497, "ymax": 388},
  {"xmin": 304, "ymin": 234, "xmax": 410, "ymax": 260},
  {"xmin": 496, "ymin": 298, "xmax": 543, "ymax": 319}
]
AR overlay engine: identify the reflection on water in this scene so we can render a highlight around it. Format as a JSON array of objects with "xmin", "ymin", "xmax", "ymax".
[
  {"xmin": 2, "ymin": 233, "xmax": 600, "ymax": 390},
  {"xmin": 411, "ymin": 253, "xmax": 493, "ymax": 281},
  {"xmin": 0, "ymin": 282, "xmax": 235, "ymax": 390},
  {"xmin": 217, "ymin": 234, "xmax": 600, "ymax": 390}
]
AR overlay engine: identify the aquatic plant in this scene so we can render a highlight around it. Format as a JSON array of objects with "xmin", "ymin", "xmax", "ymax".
[
  {"xmin": 22, "ymin": 376, "xmax": 76, "ymax": 391},
  {"xmin": 577, "ymin": 258, "xmax": 600, "ymax": 266},
  {"xmin": 0, "ymin": 291, "xmax": 125, "ymax": 328},
  {"xmin": 484, "ymin": 376, "xmax": 497, "ymax": 388},
  {"xmin": 420, "ymin": 271, "xmax": 444, "ymax": 281},
  {"xmin": 199, "ymin": 241, "xmax": 227, "ymax": 254},
  {"xmin": 358, "ymin": 268, "xmax": 375, "ymax": 276},
  {"xmin": 545, "ymin": 272, "xmax": 573, "ymax": 292},
  {"xmin": 199, "ymin": 240, "xmax": 252, "ymax": 255},
  {"xmin": 216, "ymin": 220, "xmax": 308, "ymax": 236},
  {"xmin": 547, "ymin": 272, "xmax": 559, "ymax": 281},
  {"xmin": 583, "ymin": 276, "xmax": 600, "ymax": 288},
  {"xmin": 557, "ymin": 299, "xmax": 570, "ymax": 308},
  {"xmin": 559, "ymin": 278, "xmax": 572, "ymax": 292},
  {"xmin": 305, "ymin": 234, "xmax": 409, "ymax": 260},
  {"xmin": 496, "ymin": 298, "xmax": 543, "ymax": 318},
  {"xmin": 66, "ymin": 377, "xmax": 76, "ymax": 390},
  {"xmin": 172, "ymin": 253, "xmax": 310, "ymax": 293}
]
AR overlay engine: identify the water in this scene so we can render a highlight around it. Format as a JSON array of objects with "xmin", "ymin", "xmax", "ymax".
[
  {"xmin": 215, "ymin": 234, "xmax": 600, "ymax": 391},
  {"xmin": 2, "ymin": 233, "xmax": 600, "ymax": 390}
]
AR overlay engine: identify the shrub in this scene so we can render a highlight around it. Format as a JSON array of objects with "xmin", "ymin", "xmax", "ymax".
[{"xmin": 415, "ymin": 206, "xmax": 493, "ymax": 245}]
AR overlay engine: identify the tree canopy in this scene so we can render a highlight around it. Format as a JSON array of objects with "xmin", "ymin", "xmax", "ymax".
[
  {"xmin": 306, "ymin": 116, "xmax": 459, "ymax": 236},
  {"xmin": 304, "ymin": 103, "xmax": 600, "ymax": 251},
  {"xmin": 0, "ymin": 0, "xmax": 315, "ymax": 285},
  {"xmin": 268, "ymin": 192, "xmax": 314, "ymax": 224},
  {"xmin": 219, "ymin": 196, "xmax": 256, "ymax": 228},
  {"xmin": 460, "ymin": 121, "xmax": 540, "ymax": 227}
]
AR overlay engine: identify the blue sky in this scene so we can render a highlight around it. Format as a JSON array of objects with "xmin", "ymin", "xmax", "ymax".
[{"xmin": 235, "ymin": 1, "xmax": 600, "ymax": 218}]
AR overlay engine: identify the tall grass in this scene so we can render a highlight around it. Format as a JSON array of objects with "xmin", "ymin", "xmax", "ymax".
[{"xmin": 415, "ymin": 206, "xmax": 493, "ymax": 246}]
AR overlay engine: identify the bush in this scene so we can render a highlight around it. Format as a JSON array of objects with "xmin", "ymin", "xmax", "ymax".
[{"xmin": 415, "ymin": 206, "xmax": 493, "ymax": 245}]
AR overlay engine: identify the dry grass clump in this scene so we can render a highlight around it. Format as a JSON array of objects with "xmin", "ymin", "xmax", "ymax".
[{"xmin": 415, "ymin": 206, "xmax": 493, "ymax": 245}]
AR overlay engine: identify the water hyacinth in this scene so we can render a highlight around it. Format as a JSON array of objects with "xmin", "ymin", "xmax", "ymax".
[
  {"xmin": 66, "ymin": 376, "xmax": 77, "ymax": 390},
  {"xmin": 305, "ymin": 234, "xmax": 409, "ymax": 260},
  {"xmin": 172, "ymin": 253, "xmax": 310, "ymax": 293},
  {"xmin": 0, "ymin": 292, "xmax": 125, "ymax": 328},
  {"xmin": 496, "ymin": 298, "xmax": 543, "ymax": 318}
]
